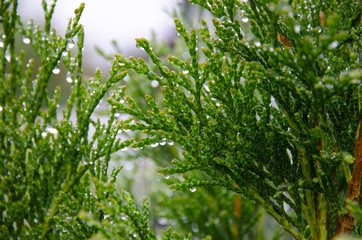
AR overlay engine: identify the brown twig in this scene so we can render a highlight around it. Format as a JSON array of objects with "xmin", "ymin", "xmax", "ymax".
[
  {"xmin": 233, "ymin": 195, "xmax": 242, "ymax": 240},
  {"xmin": 337, "ymin": 119, "xmax": 362, "ymax": 234}
]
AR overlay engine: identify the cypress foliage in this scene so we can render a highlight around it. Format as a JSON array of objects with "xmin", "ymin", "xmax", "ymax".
[
  {"xmin": 108, "ymin": 0, "xmax": 362, "ymax": 239},
  {"xmin": 1, "ymin": 0, "xmax": 362, "ymax": 239},
  {"xmin": 0, "ymin": 1, "xmax": 156, "ymax": 239}
]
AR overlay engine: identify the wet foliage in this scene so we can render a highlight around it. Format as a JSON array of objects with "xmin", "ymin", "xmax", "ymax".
[
  {"xmin": 108, "ymin": 0, "xmax": 362, "ymax": 239},
  {"xmin": 1, "ymin": 0, "xmax": 362, "ymax": 239}
]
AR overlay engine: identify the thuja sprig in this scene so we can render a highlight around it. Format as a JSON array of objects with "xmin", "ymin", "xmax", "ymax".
[
  {"xmin": 0, "ymin": 1, "xmax": 161, "ymax": 239},
  {"xmin": 109, "ymin": 0, "xmax": 362, "ymax": 239},
  {"xmin": 77, "ymin": 166, "xmax": 157, "ymax": 240},
  {"xmin": 110, "ymin": 18, "xmax": 303, "ymax": 240}
]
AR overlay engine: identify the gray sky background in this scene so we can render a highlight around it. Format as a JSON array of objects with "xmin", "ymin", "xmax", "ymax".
[{"xmin": 18, "ymin": 0, "xmax": 179, "ymax": 71}]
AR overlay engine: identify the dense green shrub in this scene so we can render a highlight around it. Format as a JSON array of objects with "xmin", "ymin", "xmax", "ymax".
[
  {"xmin": 0, "ymin": 1, "xmax": 157, "ymax": 239},
  {"xmin": 108, "ymin": 0, "xmax": 362, "ymax": 239},
  {"xmin": 1, "ymin": 0, "xmax": 362, "ymax": 239}
]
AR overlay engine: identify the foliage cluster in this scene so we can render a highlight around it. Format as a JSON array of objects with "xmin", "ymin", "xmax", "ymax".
[{"xmin": 1, "ymin": 0, "xmax": 362, "ymax": 240}]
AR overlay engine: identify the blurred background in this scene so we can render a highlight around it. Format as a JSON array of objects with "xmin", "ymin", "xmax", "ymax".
[{"xmin": 18, "ymin": 0, "xmax": 180, "ymax": 73}]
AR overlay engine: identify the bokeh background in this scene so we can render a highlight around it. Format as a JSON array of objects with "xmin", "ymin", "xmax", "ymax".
[{"xmin": 17, "ymin": 0, "xmax": 184, "ymax": 74}]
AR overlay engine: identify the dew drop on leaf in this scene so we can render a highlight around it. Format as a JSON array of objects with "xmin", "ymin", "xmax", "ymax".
[
  {"xmin": 150, "ymin": 143, "xmax": 159, "ymax": 147},
  {"xmin": 52, "ymin": 67, "xmax": 60, "ymax": 74},
  {"xmin": 294, "ymin": 25, "xmax": 301, "ymax": 33},
  {"xmin": 151, "ymin": 80, "xmax": 159, "ymax": 88},
  {"xmin": 328, "ymin": 40, "xmax": 338, "ymax": 49},
  {"xmin": 5, "ymin": 51, "xmax": 10, "ymax": 62},
  {"xmin": 66, "ymin": 73, "xmax": 72, "ymax": 83},
  {"xmin": 160, "ymin": 138, "xmax": 167, "ymax": 145},
  {"xmin": 68, "ymin": 40, "xmax": 75, "ymax": 49},
  {"xmin": 23, "ymin": 37, "xmax": 31, "ymax": 44},
  {"xmin": 190, "ymin": 187, "xmax": 197, "ymax": 192}
]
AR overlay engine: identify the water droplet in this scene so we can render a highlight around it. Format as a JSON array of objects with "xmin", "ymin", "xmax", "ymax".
[
  {"xmin": 254, "ymin": 41, "xmax": 261, "ymax": 47},
  {"xmin": 47, "ymin": 127, "xmax": 58, "ymax": 135},
  {"xmin": 52, "ymin": 67, "xmax": 60, "ymax": 74},
  {"xmin": 0, "ymin": 106, "xmax": 3, "ymax": 111},
  {"xmin": 294, "ymin": 25, "xmax": 301, "ymax": 33},
  {"xmin": 190, "ymin": 187, "xmax": 197, "ymax": 192},
  {"xmin": 121, "ymin": 147, "xmax": 128, "ymax": 152},
  {"xmin": 328, "ymin": 40, "xmax": 338, "ymax": 49},
  {"xmin": 23, "ymin": 37, "xmax": 31, "ymax": 44},
  {"xmin": 68, "ymin": 40, "xmax": 75, "ymax": 49},
  {"xmin": 120, "ymin": 99, "xmax": 125, "ymax": 104},
  {"xmin": 167, "ymin": 141, "xmax": 174, "ymax": 146},
  {"xmin": 160, "ymin": 138, "xmax": 167, "ymax": 145},
  {"xmin": 182, "ymin": 70, "xmax": 189, "ymax": 74},
  {"xmin": 66, "ymin": 73, "xmax": 72, "ymax": 83},
  {"xmin": 151, "ymin": 142, "xmax": 159, "ymax": 148},
  {"xmin": 151, "ymin": 80, "xmax": 159, "ymax": 88},
  {"xmin": 164, "ymin": 175, "xmax": 170, "ymax": 179},
  {"xmin": 114, "ymin": 113, "xmax": 120, "ymax": 117},
  {"xmin": 0, "ymin": 41, "xmax": 4, "ymax": 48},
  {"xmin": 241, "ymin": 17, "xmax": 249, "ymax": 23},
  {"xmin": 5, "ymin": 51, "xmax": 10, "ymax": 62}
]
